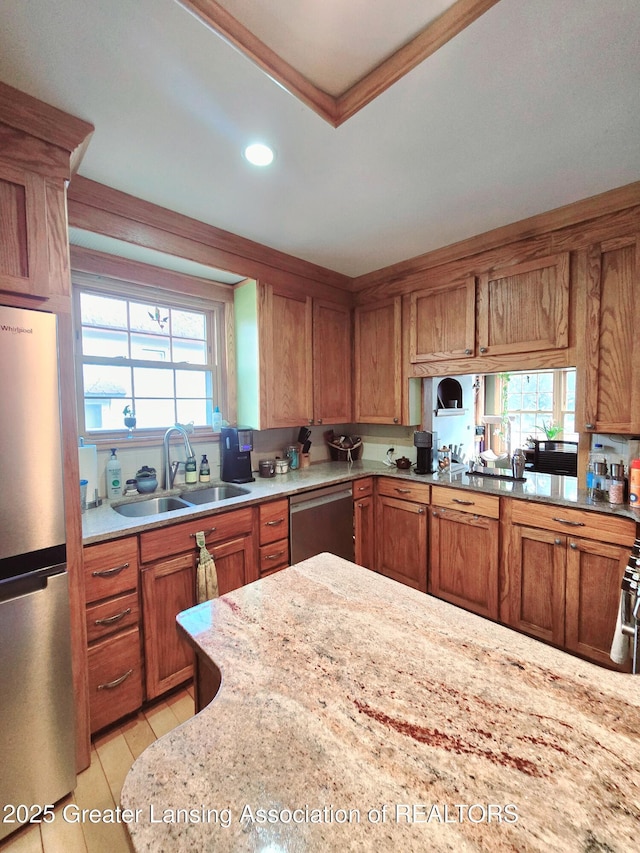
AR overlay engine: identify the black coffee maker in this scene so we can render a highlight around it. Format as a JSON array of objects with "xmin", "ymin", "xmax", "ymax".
[
  {"xmin": 220, "ymin": 427, "xmax": 255, "ymax": 483},
  {"xmin": 414, "ymin": 430, "xmax": 435, "ymax": 475}
]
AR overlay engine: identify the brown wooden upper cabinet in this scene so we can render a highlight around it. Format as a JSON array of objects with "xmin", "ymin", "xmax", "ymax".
[
  {"xmin": 354, "ymin": 296, "xmax": 403, "ymax": 423},
  {"xmin": 312, "ymin": 299, "xmax": 352, "ymax": 424},
  {"xmin": 235, "ymin": 280, "xmax": 351, "ymax": 429},
  {"xmin": 477, "ymin": 253, "xmax": 569, "ymax": 357},
  {"xmin": 579, "ymin": 236, "xmax": 640, "ymax": 434},
  {"xmin": 409, "ymin": 276, "xmax": 476, "ymax": 362},
  {"xmin": 0, "ymin": 162, "xmax": 50, "ymax": 298}
]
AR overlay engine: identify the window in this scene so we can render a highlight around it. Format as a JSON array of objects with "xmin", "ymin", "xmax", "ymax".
[
  {"xmin": 502, "ymin": 368, "xmax": 577, "ymax": 449},
  {"xmin": 73, "ymin": 275, "xmax": 225, "ymax": 437}
]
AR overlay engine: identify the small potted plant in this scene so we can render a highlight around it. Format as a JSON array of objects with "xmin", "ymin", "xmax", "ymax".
[
  {"xmin": 535, "ymin": 418, "xmax": 562, "ymax": 446},
  {"xmin": 123, "ymin": 405, "xmax": 136, "ymax": 437}
]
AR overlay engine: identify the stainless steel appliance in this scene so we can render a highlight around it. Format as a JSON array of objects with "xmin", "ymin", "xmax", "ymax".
[
  {"xmin": 220, "ymin": 426, "xmax": 255, "ymax": 484},
  {"xmin": 0, "ymin": 306, "xmax": 76, "ymax": 841},
  {"xmin": 619, "ymin": 541, "xmax": 640, "ymax": 673},
  {"xmin": 414, "ymin": 430, "xmax": 435, "ymax": 474},
  {"xmin": 290, "ymin": 483, "xmax": 354, "ymax": 564}
]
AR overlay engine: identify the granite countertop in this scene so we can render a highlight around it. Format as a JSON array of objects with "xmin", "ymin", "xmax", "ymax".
[
  {"xmin": 82, "ymin": 460, "xmax": 639, "ymax": 544},
  {"xmin": 121, "ymin": 554, "xmax": 640, "ymax": 852}
]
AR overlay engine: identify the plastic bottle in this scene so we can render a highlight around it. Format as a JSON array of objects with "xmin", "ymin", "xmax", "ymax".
[
  {"xmin": 185, "ymin": 455, "xmax": 198, "ymax": 484},
  {"xmin": 106, "ymin": 448, "xmax": 122, "ymax": 499},
  {"xmin": 199, "ymin": 454, "xmax": 210, "ymax": 483},
  {"xmin": 212, "ymin": 406, "xmax": 222, "ymax": 433},
  {"xmin": 630, "ymin": 459, "xmax": 640, "ymax": 507}
]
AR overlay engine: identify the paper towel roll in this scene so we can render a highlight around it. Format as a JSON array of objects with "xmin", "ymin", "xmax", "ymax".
[
  {"xmin": 78, "ymin": 443, "xmax": 98, "ymax": 506},
  {"xmin": 610, "ymin": 593, "xmax": 630, "ymax": 665}
]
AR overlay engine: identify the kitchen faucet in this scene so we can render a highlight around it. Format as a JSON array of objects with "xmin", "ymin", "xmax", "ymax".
[{"xmin": 163, "ymin": 423, "xmax": 195, "ymax": 489}]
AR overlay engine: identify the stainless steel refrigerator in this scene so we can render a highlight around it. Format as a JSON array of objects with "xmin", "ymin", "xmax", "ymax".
[{"xmin": 0, "ymin": 305, "xmax": 76, "ymax": 841}]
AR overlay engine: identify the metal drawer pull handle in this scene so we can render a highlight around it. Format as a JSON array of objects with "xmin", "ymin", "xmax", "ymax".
[
  {"xmin": 95, "ymin": 607, "xmax": 131, "ymax": 626},
  {"xmin": 395, "ymin": 488, "xmax": 411, "ymax": 493},
  {"xmin": 453, "ymin": 498, "xmax": 474, "ymax": 505},
  {"xmin": 98, "ymin": 669, "xmax": 133, "ymax": 690},
  {"xmin": 358, "ymin": 486, "xmax": 368, "ymax": 491},
  {"xmin": 265, "ymin": 551, "xmax": 285, "ymax": 561},
  {"xmin": 266, "ymin": 519, "xmax": 284, "ymax": 526},
  {"xmin": 190, "ymin": 527, "xmax": 216, "ymax": 538},
  {"xmin": 552, "ymin": 517, "xmax": 585, "ymax": 527},
  {"xmin": 92, "ymin": 562, "xmax": 129, "ymax": 578}
]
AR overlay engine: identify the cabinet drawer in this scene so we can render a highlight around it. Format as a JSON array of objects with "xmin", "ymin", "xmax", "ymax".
[
  {"xmin": 259, "ymin": 499, "xmax": 289, "ymax": 545},
  {"xmin": 84, "ymin": 537, "xmax": 139, "ymax": 604},
  {"xmin": 353, "ymin": 477, "xmax": 374, "ymax": 498},
  {"xmin": 511, "ymin": 501, "xmax": 635, "ymax": 544},
  {"xmin": 377, "ymin": 477, "xmax": 430, "ymax": 504},
  {"xmin": 86, "ymin": 591, "xmax": 139, "ymax": 644},
  {"xmin": 140, "ymin": 507, "xmax": 255, "ymax": 563},
  {"xmin": 431, "ymin": 486, "xmax": 499, "ymax": 519},
  {"xmin": 88, "ymin": 627, "xmax": 143, "ymax": 733},
  {"xmin": 259, "ymin": 539, "xmax": 289, "ymax": 574}
]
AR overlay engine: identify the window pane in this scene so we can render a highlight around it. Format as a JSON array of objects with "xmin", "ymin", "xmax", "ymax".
[
  {"xmin": 176, "ymin": 369, "xmax": 207, "ymax": 397},
  {"xmin": 172, "ymin": 337, "xmax": 207, "ymax": 364},
  {"xmin": 131, "ymin": 332, "xmax": 170, "ymax": 361},
  {"xmin": 177, "ymin": 399, "xmax": 208, "ymax": 424},
  {"xmin": 83, "ymin": 363, "xmax": 131, "ymax": 398},
  {"xmin": 130, "ymin": 302, "xmax": 170, "ymax": 334},
  {"xmin": 538, "ymin": 373, "xmax": 553, "ymax": 392},
  {"xmin": 80, "ymin": 293, "xmax": 127, "ymax": 329},
  {"xmin": 82, "ymin": 327, "xmax": 129, "ymax": 358},
  {"xmin": 172, "ymin": 309, "xmax": 205, "ymax": 340},
  {"xmin": 84, "ymin": 398, "xmax": 131, "ymax": 431},
  {"xmin": 133, "ymin": 367, "xmax": 175, "ymax": 399},
  {"xmin": 135, "ymin": 398, "xmax": 176, "ymax": 428}
]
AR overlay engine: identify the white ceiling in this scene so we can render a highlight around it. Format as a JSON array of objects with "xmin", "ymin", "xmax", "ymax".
[{"xmin": 1, "ymin": 0, "xmax": 639, "ymax": 278}]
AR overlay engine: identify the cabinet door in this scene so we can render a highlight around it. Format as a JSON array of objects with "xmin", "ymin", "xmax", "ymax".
[
  {"xmin": 312, "ymin": 299, "xmax": 352, "ymax": 423},
  {"xmin": 581, "ymin": 236, "xmax": 640, "ymax": 433},
  {"xmin": 0, "ymin": 163, "xmax": 48, "ymax": 297},
  {"xmin": 354, "ymin": 494, "xmax": 375, "ymax": 571},
  {"xmin": 409, "ymin": 277, "xmax": 475, "ymax": 362},
  {"xmin": 142, "ymin": 553, "xmax": 196, "ymax": 700},
  {"xmin": 375, "ymin": 495, "xmax": 427, "ymax": 591},
  {"xmin": 263, "ymin": 285, "xmax": 313, "ymax": 427},
  {"xmin": 210, "ymin": 532, "xmax": 257, "ymax": 595},
  {"xmin": 477, "ymin": 253, "xmax": 569, "ymax": 356},
  {"xmin": 509, "ymin": 525, "xmax": 566, "ymax": 646},
  {"xmin": 354, "ymin": 297, "xmax": 402, "ymax": 424},
  {"xmin": 565, "ymin": 537, "xmax": 630, "ymax": 668},
  {"xmin": 429, "ymin": 507, "xmax": 499, "ymax": 620}
]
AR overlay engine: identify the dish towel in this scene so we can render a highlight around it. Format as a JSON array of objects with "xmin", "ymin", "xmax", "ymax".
[
  {"xmin": 195, "ymin": 531, "xmax": 219, "ymax": 604},
  {"xmin": 610, "ymin": 591, "xmax": 630, "ymax": 665}
]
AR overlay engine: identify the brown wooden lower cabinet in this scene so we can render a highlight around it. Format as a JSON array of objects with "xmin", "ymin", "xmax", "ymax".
[
  {"xmin": 507, "ymin": 525, "xmax": 567, "ymax": 646},
  {"xmin": 141, "ymin": 553, "xmax": 196, "ymax": 700},
  {"xmin": 87, "ymin": 627, "xmax": 143, "ymax": 733},
  {"xmin": 505, "ymin": 507, "xmax": 635, "ymax": 668},
  {"xmin": 353, "ymin": 477, "xmax": 375, "ymax": 570},
  {"xmin": 375, "ymin": 494, "xmax": 428, "ymax": 592},
  {"xmin": 429, "ymin": 506, "xmax": 499, "ymax": 620}
]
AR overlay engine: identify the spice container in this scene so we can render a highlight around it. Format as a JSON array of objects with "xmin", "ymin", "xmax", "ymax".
[
  {"xmin": 630, "ymin": 459, "xmax": 640, "ymax": 507},
  {"xmin": 259, "ymin": 459, "xmax": 276, "ymax": 478},
  {"xmin": 275, "ymin": 457, "xmax": 290, "ymax": 475},
  {"xmin": 608, "ymin": 463, "xmax": 625, "ymax": 505}
]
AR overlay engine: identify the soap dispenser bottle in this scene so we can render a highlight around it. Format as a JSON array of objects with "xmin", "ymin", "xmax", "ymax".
[
  {"xmin": 185, "ymin": 455, "xmax": 198, "ymax": 484},
  {"xmin": 199, "ymin": 454, "xmax": 210, "ymax": 483},
  {"xmin": 106, "ymin": 448, "xmax": 122, "ymax": 499}
]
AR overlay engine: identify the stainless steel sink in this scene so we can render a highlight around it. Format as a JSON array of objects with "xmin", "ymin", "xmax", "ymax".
[
  {"xmin": 180, "ymin": 485, "xmax": 250, "ymax": 505},
  {"xmin": 112, "ymin": 496, "xmax": 192, "ymax": 517}
]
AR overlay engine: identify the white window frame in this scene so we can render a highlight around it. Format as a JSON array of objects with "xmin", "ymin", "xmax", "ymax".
[{"xmin": 72, "ymin": 271, "xmax": 227, "ymax": 443}]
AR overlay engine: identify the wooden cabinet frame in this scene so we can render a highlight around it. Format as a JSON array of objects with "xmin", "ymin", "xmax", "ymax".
[
  {"xmin": 0, "ymin": 162, "xmax": 49, "ymax": 297},
  {"xmin": 409, "ymin": 276, "xmax": 476, "ymax": 362}
]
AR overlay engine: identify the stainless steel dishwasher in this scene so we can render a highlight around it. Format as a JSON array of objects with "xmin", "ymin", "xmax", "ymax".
[{"xmin": 290, "ymin": 483, "xmax": 354, "ymax": 564}]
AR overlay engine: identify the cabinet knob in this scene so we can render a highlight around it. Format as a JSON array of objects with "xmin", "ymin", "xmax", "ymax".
[
  {"xmin": 554, "ymin": 538, "xmax": 562, "ymax": 545},
  {"xmin": 585, "ymin": 423, "xmax": 595, "ymax": 430},
  {"xmin": 569, "ymin": 542, "xmax": 578, "ymax": 550},
  {"xmin": 418, "ymin": 508, "xmax": 425, "ymax": 514},
  {"xmin": 308, "ymin": 419, "xmax": 314, "ymax": 425},
  {"xmin": 432, "ymin": 510, "xmax": 438, "ymax": 517},
  {"xmin": 317, "ymin": 418, "xmax": 323, "ymax": 424},
  {"xmin": 464, "ymin": 348, "xmax": 472, "ymax": 355},
  {"xmin": 479, "ymin": 346, "xmax": 488, "ymax": 354},
  {"xmin": 393, "ymin": 417, "xmax": 399, "ymax": 423},
  {"xmin": 357, "ymin": 502, "xmax": 364, "ymax": 508}
]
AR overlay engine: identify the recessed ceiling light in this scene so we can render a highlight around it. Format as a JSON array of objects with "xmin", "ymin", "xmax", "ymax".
[{"xmin": 243, "ymin": 142, "xmax": 274, "ymax": 167}]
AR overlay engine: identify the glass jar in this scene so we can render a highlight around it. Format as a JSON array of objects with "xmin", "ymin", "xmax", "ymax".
[{"xmin": 286, "ymin": 446, "xmax": 299, "ymax": 470}]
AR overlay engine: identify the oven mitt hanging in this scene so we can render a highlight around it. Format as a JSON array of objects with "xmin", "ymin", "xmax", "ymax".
[{"xmin": 195, "ymin": 530, "xmax": 219, "ymax": 603}]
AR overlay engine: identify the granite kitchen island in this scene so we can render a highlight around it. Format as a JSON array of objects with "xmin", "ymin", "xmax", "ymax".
[{"xmin": 121, "ymin": 554, "xmax": 640, "ymax": 852}]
